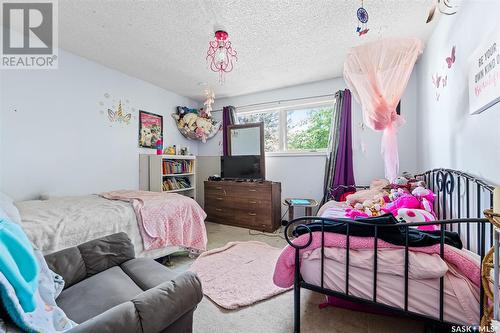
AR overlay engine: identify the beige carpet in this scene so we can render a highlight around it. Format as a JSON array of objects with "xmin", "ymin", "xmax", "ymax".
[{"xmin": 169, "ymin": 222, "xmax": 425, "ymax": 333}]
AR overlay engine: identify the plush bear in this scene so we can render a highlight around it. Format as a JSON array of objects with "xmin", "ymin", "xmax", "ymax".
[
  {"xmin": 345, "ymin": 179, "xmax": 390, "ymax": 206},
  {"xmin": 182, "ymin": 113, "xmax": 198, "ymax": 129},
  {"xmin": 196, "ymin": 117, "xmax": 213, "ymax": 133}
]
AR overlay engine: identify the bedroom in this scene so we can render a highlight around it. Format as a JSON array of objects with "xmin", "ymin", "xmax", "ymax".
[{"xmin": 1, "ymin": 0, "xmax": 500, "ymax": 332}]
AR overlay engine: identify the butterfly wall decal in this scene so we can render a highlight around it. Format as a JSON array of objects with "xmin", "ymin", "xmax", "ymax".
[
  {"xmin": 432, "ymin": 74, "xmax": 448, "ymax": 101},
  {"xmin": 434, "ymin": 74, "xmax": 448, "ymax": 88},
  {"xmin": 108, "ymin": 101, "xmax": 131, "ymax": 124},
  {"xmin": 446, "ymin": 46, "xmax": 456, "ymax": 69},
  {"xmin": 432, "ymin": 73, "xmax": 442, "ymax": 88}
]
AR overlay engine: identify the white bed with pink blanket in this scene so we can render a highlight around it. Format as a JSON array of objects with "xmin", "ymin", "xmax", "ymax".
[{"xmin": 16, "ymin": 190, "xmax": 207, "ymax": 258}]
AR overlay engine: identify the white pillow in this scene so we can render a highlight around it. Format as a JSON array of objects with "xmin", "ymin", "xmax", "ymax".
[{"xmin": 0, "ymin": 192, "xmax": 22, "ymax": 224}]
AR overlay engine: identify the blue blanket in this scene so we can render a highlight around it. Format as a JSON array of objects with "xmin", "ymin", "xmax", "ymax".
[
  {"xmin": 0, "ymin": 218, "xmax": 38, "ymax": 313},
  {"xmin": 0, "ymin": 216, "xmax": 77, "ymax": 332}
]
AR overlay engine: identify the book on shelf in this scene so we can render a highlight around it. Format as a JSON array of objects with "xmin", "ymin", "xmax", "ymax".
[
  {"xmin": 162, "ymin": 159, "xmax": 194, "ymax": 175},
  {"xmin": 162, "ymin": 177, "xmax": 192, "ymax": 191}
]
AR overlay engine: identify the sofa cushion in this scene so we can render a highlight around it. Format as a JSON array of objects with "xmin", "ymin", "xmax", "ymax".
[
  {"xmin": 78, "ymin": 232, "xmax": 135, "ymax": 277},
  {"xmin": 121, "ymin": 258, "xmax": 178, "ymax": 290},
  {"xmin": 45, "ymin": 246, "xmax": 86, "ymax": 288},
  {"xmin": 56, "ymin": 266, "xmax": 142, "ymax": 323}
]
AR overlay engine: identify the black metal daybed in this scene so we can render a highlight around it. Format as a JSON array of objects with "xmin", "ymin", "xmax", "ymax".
[{"xmin": 284, "ymin": 169, "xmax": 495, "ymax": 332}]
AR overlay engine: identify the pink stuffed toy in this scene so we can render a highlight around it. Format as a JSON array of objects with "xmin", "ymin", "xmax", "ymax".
[
  {"xmin": 382, "ymin": 193, "xmax": 420, "ymax": 215},
  {"xmin": 411, "ymin": 186, "xmax": 436, "ymax": 218},
  {"xmin": 345, "ymin": 209, "xmax": 370, "ymax": 219}
]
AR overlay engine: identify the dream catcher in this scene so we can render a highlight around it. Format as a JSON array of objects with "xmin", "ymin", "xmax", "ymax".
[
  {"xmin": 426, "ymin": 0, "xmax": 461, "ymax": 23},
  {"xmin": 356, "ymin": 0, "xmax": 369, "ymax": 36}
]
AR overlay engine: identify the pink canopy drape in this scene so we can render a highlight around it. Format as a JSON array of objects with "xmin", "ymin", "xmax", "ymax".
[{"xmin": 343, "ymin": 37, "xmax": 423, "ymax": 181}]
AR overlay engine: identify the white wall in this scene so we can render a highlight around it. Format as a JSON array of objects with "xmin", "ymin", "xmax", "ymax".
[
  {"xmin": 417, "ymin": 0, "xmax": 500, "ymax": 185},
  {"xmin": 0, "ymin": 49, "xmax": 198, "ymax": 201},
  {"xmin": 197, "ymin": 75, "xmax": 419, "ymax": 211}
]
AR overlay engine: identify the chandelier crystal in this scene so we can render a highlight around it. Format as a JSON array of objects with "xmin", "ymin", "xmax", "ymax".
[{"xmin": 206, "ymin": 30, "xmax": 237, "ymax": 83}]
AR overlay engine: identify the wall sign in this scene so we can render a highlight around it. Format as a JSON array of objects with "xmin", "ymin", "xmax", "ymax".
[{"xmin": 469, "ymin": 24, "xmax": 500, "ymax": 114}]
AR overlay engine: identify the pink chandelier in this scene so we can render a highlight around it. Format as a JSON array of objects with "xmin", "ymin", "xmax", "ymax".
[{"xmin": 206, "ymin": 30, "xmax": 237, "ymax": 83}]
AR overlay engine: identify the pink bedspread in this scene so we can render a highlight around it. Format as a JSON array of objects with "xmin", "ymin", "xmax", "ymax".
[
  {"xmin": 273, "ymin": 232, "xmax": 480, "ymax": 289},
  {"xmin": 101, "ymin": 190, "xmax": 207, "ymax": 251}
]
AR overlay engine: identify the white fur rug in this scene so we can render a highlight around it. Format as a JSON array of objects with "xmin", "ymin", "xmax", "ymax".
[{"xmin": 189, "ymin": 241, "xmax": 291, "ymax": 310}]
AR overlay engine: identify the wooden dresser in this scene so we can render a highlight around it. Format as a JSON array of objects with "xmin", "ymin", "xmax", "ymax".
[{"xmin": 204, "ymin": 180, "xmax": 282, "ymax": 232}]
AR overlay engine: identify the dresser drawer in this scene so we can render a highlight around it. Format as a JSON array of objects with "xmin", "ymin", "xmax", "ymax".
[
  {"xmin": 205, "ymin": 206, "xmax": 232, "ymax": 222},
  {"xmin": 233, "ymin": 208, "xmax": 271, "ymax": 230},
  {"xmin": 204, "ymin": 186, "xmax": 228, "ymax": 198},
  {"xmin": 225, "ymin": 185, "xmax": 271, "ymax": 200},
  {"xmin": 205, "ymin": 196, "xmax": 232, "ymax": 209}
]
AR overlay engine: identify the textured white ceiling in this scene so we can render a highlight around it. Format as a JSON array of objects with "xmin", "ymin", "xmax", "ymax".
[{"xmin": 59, "ymin": 0, "xmax": 438, "ymax": 101}]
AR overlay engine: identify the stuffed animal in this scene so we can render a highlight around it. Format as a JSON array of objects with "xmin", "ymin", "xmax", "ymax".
[
  {"xmin": 345, "ymin": 179, "xmax": 390, "ymax": 206},
  {"xmin": 395, "ymin": 208, "xmax": 438, "ymax": 231},
  {"xmin": 182, "ymin": 113, "xmax": 198, "ymax": 129},
  {"xmin": 394, "ymin": 176, "xmax": 408, "ymax": 186},
  {"xmin": 411, "ymin": 186, "xmax": 436, "ymax": 217},
  {"xmin": 196, "ymin": 117, "xmax": 213, "ymax": 133},
  {"xmin": 201, "ymin": 88, "xmax": 215, "ymax": 118},
  {"xmin": 382, "ymin": 193, "xmax": 420, "ymax": 215},
  {"xmin": 345, "ymin": 208, "xmax": 370, "ymax": 219}
]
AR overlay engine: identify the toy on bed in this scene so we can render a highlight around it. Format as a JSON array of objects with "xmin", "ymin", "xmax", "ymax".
[
  {"xmin": 172, "ymin": 106, "xmax": 221, "ymax": 143},
  {"xmin": 382, "ymin": 185, "xmax": 438, "ymax": 230},
  {"xmin": 339, "ymin": 173, "xmax": 438, "ymax": 229},
  {"xmin": 345, "ymin": 179, "xmax": 390, "ymax": 206}
]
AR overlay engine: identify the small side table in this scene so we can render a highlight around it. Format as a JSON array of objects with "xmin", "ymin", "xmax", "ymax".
[{"xmin": 284, "ymin": 198, "xmax": 319, "ymax": 222}]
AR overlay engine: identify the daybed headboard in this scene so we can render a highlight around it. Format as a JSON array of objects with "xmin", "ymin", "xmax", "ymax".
[{"xmin": 417, "ymin": 168, "xmax": 495, "ymax": 252}]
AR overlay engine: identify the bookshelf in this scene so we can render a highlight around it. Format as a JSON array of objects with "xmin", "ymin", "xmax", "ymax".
[{"xmin": 139, "ymin": 154, "xmax": 196, "ymax": 200}]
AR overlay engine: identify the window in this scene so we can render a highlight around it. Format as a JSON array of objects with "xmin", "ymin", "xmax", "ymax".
[{"xmin": 237, "ymin": 99, "xmax": 334, "ymax": 153}]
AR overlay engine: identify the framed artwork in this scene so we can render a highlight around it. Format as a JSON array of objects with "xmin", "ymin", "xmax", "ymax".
[{"xmin": 139, "ymin": 110, "xmax": 163, "ymax": 148}]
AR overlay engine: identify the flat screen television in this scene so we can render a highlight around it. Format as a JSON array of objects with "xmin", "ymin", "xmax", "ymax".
[{"xmin": 221, "ymin": 155, "xmax": 264, "ymax": 180}]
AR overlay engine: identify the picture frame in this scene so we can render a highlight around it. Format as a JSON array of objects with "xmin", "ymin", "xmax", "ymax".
[{"xmin": 138, "ymin": 110, "xmax": 163, "ymax": 148}]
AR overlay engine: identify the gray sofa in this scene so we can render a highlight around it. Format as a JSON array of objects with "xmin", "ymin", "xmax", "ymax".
[{"xmin": 44, "ymin": 232, "xmax": 203, "ymax": 333}]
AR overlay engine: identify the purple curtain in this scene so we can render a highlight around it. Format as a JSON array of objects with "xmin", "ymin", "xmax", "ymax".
[
  {"xmin": 222, "ymin": 106, "xmax": 236, "ymax": 156},
  {"xmin": 329, "ymin": 89, "xmax": 355, "ymax": 201}
]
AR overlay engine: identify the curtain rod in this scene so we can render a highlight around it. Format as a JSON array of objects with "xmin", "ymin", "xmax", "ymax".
[{"xmin": 211, "ymin": 93, "xmax": 337, "ymax": 113}]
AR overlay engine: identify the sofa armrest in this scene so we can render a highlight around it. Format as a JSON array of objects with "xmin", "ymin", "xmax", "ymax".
[
  {"xmin": 133, "ymin": 271, "xmax": 202, "ymax": 332},
  {"xmin": 68, "ymin": 271, "xmax": 203, "ymax": 333},
  {"xmin": 45, "ymin": 232, "xmax": 135, "ymax": 288}
]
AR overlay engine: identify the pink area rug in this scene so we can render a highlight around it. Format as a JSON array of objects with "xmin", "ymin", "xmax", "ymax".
[{"xmin": 189, "ymin": 241, "xmax": 291, "ymax": 310}]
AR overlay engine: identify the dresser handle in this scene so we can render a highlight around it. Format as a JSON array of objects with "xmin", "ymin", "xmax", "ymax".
[
  {"xmin": 248, "ymin": 189, "xmax": 257, "ymax": 192},
  {"xmin": 215, "ymin": 208, "xmax": 223, "ymax": 212},
  {"xmin": 249, "ymin": 201, "xmax": 257, "ymax": 204},
  {"xmin": 216, "ymin": 197, "xmax": 223, "ymax": 201},
  {"xmin": 248, "ymin": 212, "xmax": 257, "ymax": 216},
  {"xmin": 215, "ymin": 186, "xmax": 222, "ymax": 190}
]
